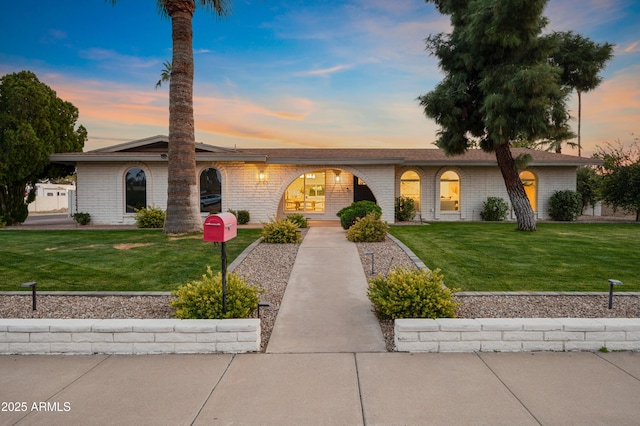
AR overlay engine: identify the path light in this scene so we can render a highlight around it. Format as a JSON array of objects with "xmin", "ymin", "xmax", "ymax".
[
  {"xmin": 257, "ymin": 302, "xmax": 271, "ymax": 319},
  {"xmin": 608, "ymin": 279, "xmax": 623, "ymax": 309},
  {"xmin": 21, "ymin": 281, "xmax": 37, "ymax": 311},
  {"xmin": 365, "ymin": 251, "xmax": 374, "ymax": 275}
]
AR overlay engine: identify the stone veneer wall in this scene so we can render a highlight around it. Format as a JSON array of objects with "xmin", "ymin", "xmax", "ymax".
[
  {"xmin": 395, "ymin": 318, "xmax": 640, "ymax": 353},
  {"xmin": 0, "ymin": 319, "xmax": 260, "ymax": 355}
]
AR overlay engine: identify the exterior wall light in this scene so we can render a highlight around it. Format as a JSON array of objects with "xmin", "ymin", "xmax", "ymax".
[{"xmin": 257, "ymin": 171, "xmax": 267, "ymax": 184}]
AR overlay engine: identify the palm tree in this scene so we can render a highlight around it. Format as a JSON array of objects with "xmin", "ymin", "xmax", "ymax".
[
  {"xmin": 108, "ymin": 0, "xmax": 231, "ymax": 234},
  {"xmin": 155, "ymin": 61, "xmax": 172, "ymax": 90},
  {"xmin": 551, "ymin": 32, "xmax": 613, "ymax": 157}
]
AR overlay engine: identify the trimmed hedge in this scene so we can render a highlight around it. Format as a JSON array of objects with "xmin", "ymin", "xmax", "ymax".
[{"xmin": 336, "ymin": 200, "xmax": 381, "ymax": 229}]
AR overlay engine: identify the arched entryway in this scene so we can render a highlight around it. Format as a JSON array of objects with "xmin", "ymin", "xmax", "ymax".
[{"xmin": 278, "ymin": 168, "xmax": 380, "ymax": 222}]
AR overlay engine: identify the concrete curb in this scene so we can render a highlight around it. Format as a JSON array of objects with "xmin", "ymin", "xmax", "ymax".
[{"xmin": 386, "ymin": 233, "xmax": 429, "ymax": 271}]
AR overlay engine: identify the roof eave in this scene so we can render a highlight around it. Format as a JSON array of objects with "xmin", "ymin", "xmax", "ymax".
[
  {"xmin": 264, "ymin": 157, "xmax": 404, "ymax": 165},
  {"xmin": 49, "ymin": 153, "xmax": 268, "ymax": 164}
]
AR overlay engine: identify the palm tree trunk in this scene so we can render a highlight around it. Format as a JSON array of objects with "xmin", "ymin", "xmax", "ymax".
[
  {"xmin": 163, "ymin": 0, "xmax": 203, "ymax": 234},
  {"xmin": 495, "ymin": 143, "xmax": 536, "ymax": 231},
  {"xmin": 577, "ymin": 90, "xmax": 582, "ymax": 158}
]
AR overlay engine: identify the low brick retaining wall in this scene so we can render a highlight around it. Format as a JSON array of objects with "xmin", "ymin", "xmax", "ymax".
[
  {"xmin": 0, "ymin": 319, "xmax": 260, "ymax": 355},
  {"xmin": 395, "ymin": 318, "xmax": 640, "ymax": 352}
]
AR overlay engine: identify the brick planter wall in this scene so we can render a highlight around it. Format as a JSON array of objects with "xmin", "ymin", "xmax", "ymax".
[
  {"xmin": 0, "ymin": 319, "xmax": 260, "ymax": 355},
  {"xmin": 395, "ymin": 318, "xmax": 640, "ymax": 352}
]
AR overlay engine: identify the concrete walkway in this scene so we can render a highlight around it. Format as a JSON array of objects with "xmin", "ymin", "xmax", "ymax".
[{"xmin": 267, "ymin": 226, "xmax": 386, "ymax": 353}]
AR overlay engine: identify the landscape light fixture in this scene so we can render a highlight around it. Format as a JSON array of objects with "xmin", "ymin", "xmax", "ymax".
[
  {"xmin": 607, "ymin": 279, "xmax": 623, "ymax": 309},
  {"xmin": 365, "ymin": 251, "xmax": 375, "ymax": 275},
  {"xmin": 21, "ymin": 281, "xmax": 37, "ymax": 311}
]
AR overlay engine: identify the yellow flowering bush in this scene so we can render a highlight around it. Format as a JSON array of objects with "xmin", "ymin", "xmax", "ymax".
[
  {"xmin": 171, "ymin": 267, "xmax": 262, "ymax": 319},
  {"xmin": 367, "ymin": 267, "xmax": 459, "ymax": 319}
]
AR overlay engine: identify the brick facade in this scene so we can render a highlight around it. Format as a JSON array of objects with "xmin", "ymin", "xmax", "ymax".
[{"xmin": 75, "ymin": 161, "xmax": 577, "ymax": 225}]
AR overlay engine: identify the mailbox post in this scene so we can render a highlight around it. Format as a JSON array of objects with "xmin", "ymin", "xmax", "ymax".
[{"xmin": 204, "ymin": 213, "xmax": 238, "ymax": 313}]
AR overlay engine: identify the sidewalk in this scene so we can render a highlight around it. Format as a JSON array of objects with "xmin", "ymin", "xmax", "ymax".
[
  {"xmin": 2, "ymin": 226, "xmax": 640, "ymax": 425},
  {"xmin": 2, "ymin": 351, "xmax": 639, "ymax": 425}
]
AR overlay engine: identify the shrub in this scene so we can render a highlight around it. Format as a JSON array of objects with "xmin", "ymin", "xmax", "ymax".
[
  {"xmin": 336, "ymin": 200, "xmax": 382, "ymax": 230},
  {"xmin": 548, "ymin": 190, "xmax": 582, "ymax": 221},
  {"xmin": 72, "ymin": 212, "xmax": 91, "ymax": 225},
  {"xmin": 0, "ymin": 215, "xmax": 6, "ymax": 228},
  {"xmin": 395, "ymin": 196, "xmax": 416, "ymax": 222},
  {"xmin": 367, "ymin": 267, "xmax": 459, "ymax": 320},
  {"xmin": 134, "ymin": 206, "xmax": 165, "ymax": 228},
  {"xmin": 228, "ymin": 209, "xmax": 250, "ymax": 225},
  {"xmin": 346, "ymin": 213, "xmax": 388, "ymax": 242},
  {"xmin": 171, "ymin": 267, "xmax": 262, "ymax": 319},
  {"xmin": 480, "ymin": 197, "xmax": 510, "ymax": 221},
  {"xmin": 261, "ymin": 218, "xmax": 299, "ymax": 243},
  {"xmin": 576, "ymin": 166, "xmax": 600, "ymax": 212},
  {"xmin": 286, "ymin": 213, "xmax": 308, "ymax": 228}
]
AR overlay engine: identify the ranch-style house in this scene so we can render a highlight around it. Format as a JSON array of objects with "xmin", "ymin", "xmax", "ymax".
[{"xmin": 49, "ymin": 135, "xmax": 598, "ymax": 226}]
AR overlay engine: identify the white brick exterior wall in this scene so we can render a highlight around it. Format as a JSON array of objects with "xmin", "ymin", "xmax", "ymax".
[
  {"xmin": 75, "ymin": 161, "xmax": 577, "ymax": 225},
  {"xmin": 0, "ymin": 319, "xmax": 260, "ymax": 355},
  {"xmin": 395, "ymin": 318, "xmax": 640, "ymax": 352}
]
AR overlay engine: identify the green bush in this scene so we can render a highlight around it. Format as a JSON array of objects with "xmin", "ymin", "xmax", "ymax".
[
  {"xmin": 72, "ymin": 212, "xmax": 91, "ymax": 225},
  {"xmin": 286, "ymin": 213, "xmax": 308, "ymax": 228},
  {"xmin": 480, "ymin": 197, "xmax": 510, "ymax": 221},
  {"xmin": 261, "ymin": 218, "xmax": 300, "ymax": 243},
  {"xmin": 228, "ymin": 209, "xmax": 250, "ymax": 225},
  {"xmin": 576, "ymin": 166, "xmax": 600, "ymax": 211},
  {"xmin": 134, "ymin": 206, "xmax": 165, "ymax": 228},
  {"xmin": 346, "ymin": 213, "xmax": 388, "ymax": 242},
  {"xmin": 336, "ymin": 200, "xmax": 381, "ymax": 229},
  {"xmin": 0, "ymin": 215, "xmax": 6, "ymax": 228},
  {"xmin": 367, "ymin": 267, "xmax": 459, "ymax": 320},
  {"xmin": 395, "ymin": 196, "xmax": 416, "ymax": 222},
  {"xmin": 548, "ymin": 190, "xmax": 582, "ymax": 221},
  {"xmin": 171, "ymin": 267, "xmax": 262, "ymax": 319}
]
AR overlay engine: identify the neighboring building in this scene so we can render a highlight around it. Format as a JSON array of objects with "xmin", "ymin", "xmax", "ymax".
[
  {"xmin": 27, "ymin": 182, "xmax": 75, "ymax": 213},
  {"xmin": 49, "ymin": 135, "xmax": 599, "ymax": 226}
]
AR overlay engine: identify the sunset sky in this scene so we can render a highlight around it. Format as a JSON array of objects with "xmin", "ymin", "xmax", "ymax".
[{"xmin": 1, "ymin": 0, "xmax": 638, "ymax": 156}]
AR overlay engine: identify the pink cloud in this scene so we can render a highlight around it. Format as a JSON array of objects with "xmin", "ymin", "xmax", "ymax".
[{"xmin": 624, "ymin": 41, "xmax": 639, "ymax": 53}]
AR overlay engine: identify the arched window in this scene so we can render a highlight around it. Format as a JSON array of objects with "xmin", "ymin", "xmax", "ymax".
[
  {"xmin": 284, "ymin": 170, "xmax": 326, "ymax": 212},
  {"xmin": 125, "ymin": 168, "xmax": 146, "ymax": 213},
  {"xmin": 440, "ymin": 171, "xmax": 460, "ymax": 211},
  {"xmin": 200, "ymin": 168, "xmax": 222, "ymax": 213},
  {"xmin": 400, "ymin": 171, "xmax": 421, "ymax": 211},
  {"xmin": 519, "ymin": 171, "xmax": 537, "ymax": 211}
]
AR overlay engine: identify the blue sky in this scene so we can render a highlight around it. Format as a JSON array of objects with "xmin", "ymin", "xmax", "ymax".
[{"xmin": 1, "ymin": 0, "xmax": 638, "ymax": 155}]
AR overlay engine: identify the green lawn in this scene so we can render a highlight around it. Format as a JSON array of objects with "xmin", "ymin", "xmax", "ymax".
[
  {"xmin": 0, "ymin": 229, "xmax": 262, "ymax": 292},
  {"xmin": 389, "ymin": 222, "xmax": 640, "ymax": 292}
]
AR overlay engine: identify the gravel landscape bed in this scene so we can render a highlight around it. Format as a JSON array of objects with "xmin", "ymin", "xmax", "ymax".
[{"xmin": 1, "ymin": 231, "xmax": 638, "ymax": 353}]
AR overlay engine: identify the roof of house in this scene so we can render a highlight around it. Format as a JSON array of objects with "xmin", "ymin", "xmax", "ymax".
[{"xmin": 50, "ymin": 135, "xmax": 601, "ymax": 167}]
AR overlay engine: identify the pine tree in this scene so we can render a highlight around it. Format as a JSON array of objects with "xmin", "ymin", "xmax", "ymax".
[{"xmin": 420, "ymin": 0, "xmax": 572, "ymax": 231}]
